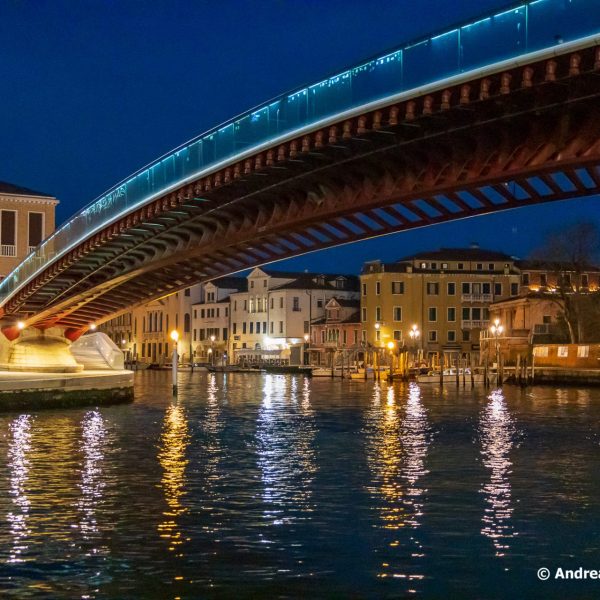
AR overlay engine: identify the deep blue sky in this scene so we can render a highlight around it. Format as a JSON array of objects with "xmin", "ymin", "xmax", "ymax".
[{"xmin": 1, "ymin": 0, "xmax": 598, "ymax": 272}]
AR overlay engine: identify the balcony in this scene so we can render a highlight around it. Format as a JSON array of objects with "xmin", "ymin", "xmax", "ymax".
[
  {"xmin": 461, "ymin": 293, "xmax": 492, "ymax": 303},
  {"xmin": 461, "ymin": 319, "xmax": 490, "ymax": 329},
  {"xmin": 1, "ymin": 244, "xmax": 16, "ymax": 257}
]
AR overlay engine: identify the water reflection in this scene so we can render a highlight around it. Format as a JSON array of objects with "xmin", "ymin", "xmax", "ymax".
[
  {"xmin": 77, "ymin": 411, "xmax": 108, "ymax": 546},
  {"xmin": 157, "ymin": 401, "xmax": 190, "ymax": 556},
  {"xmin": 199, "ymin": 374, "xmax": 223, "ymax": 537},
  {"xmin": 7, "ymin": 414, "xmax": 33, "ymax": 563},
  {"xmin": 256, "ymin": 375, "xmax": 316, "ymax": 527},
  {"xmin": 479, "ymin": 389, "xmax": 517, "ymax": 557},
  {"xmin": 365, "ymin": 382, "xmax": 430, "ymax": 589}
]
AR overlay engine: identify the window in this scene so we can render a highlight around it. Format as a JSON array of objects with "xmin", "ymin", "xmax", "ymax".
[
  {"xmin": 279, "ymin": 321, "xmax": 284, "ymax": 334},
  {"xmin": 250, "ymin": 280, "xmax": 254, "ymax": 288},
  {"xmin": 462, "ymin": 330, "xmax": 470, "ymax": 342},
  {"xmin": 447, "ymin": 282, "xmax": 455, "ymax": 295},
  {"xmin": 361, "ymin": 330, "xmax": 366, "ymax": 342},
  {"xmin": 447, "ymin": 307, "xmax": 456, "ymax": 322},
  {"xmin": 557, "ymin": 346, "xmax": 568, "ymax": 358},
  {"xmin": 304, "ymin": 321, "xmax": 309, "ymax": 333},
  {"xmin": 223, "ymin": 328, "xmax": 228, "ymax": 341},
  {"xmin": 249, "ymin": 322, "xmax": 254, "ymax": 334},
  {"xmin": 263, "ymin": 321, "xmax": 267, "ymax": 333},
  {"xmin": 482, "ymin": 283, "xmax": 491, "ymax": 294},
  {"xmin": 393, "ymin": 330, "xmax": 402, "ymax": 341},
  {"xmin": 577, "ymin": 346, "xmax": 589, "ymax": 358},
  {"xmin": 1, "ymin": 210, "xmax": 16, "ymax": 255},
  {"xmin": 426, "ymin": 282, "xmax": 439, "ymax": 295},
  {"xmin": 542, "ymin": 315, "xmax": 552, "ymax": 324},
  {"xmin": 458, "ymin": 262, "xmax": 464, "ymax": 270},
  {"xmin": 353, "ymin": 330, "xmax": 358, "ymax": 344},
  {"xmin": 233, "ymin": 323, "xmax": 237, "ymax": 334},
  {"xmin": 488, "ymin": 263, "xmax": 494, "ymax": 271},
  {"xmin": 317, "ymin": 299, "xmax": 323, "ymax": 308},
  {"xmin": 522, "ymin": 273, "xmax": 530, "ymax": 285},
  {"xmin": 242, "ymin": 322, "xmax": 247, "ymax": 334},
  {"xmin": 375, "ymin": 281, "xmax": 381, "ymax": 295},
  {"xmin": 184, "ymin": 288, "xmax": 190, "ymax": 297},
  {"xmin": 184, "ymin": 313, "xmax": 191, "ymax": 333},
  {"xmin": 420, "ymin": 262, "xmax": 427, "ymax": 269},
  {"xmin": 447, "ymin": 330, "xmax": 456, "ymax": 342},
  {"xmin": 28, "ymin": 212, "xmax": 43, "ymax": 249},
  {"xmin": 244, "ymin": 300, "xmax": 247, "ymax": 311},
  {"xmin": 279, "ymin": 297, "xmax": 284, "ymax": 309},
  {"xmin": 441, "ymin": 263, "xmax": 448, "ymax": 269},
  {"xmin": 428, "ymin": 330, "xmax": 437, "ymax": 342},
  {"xmin": 201, "ymin": 309, "xmax": 205, "ymax": 319},
  {"xmin": 321, "ymin": 330, "xmax": 326, "ymax": 343},
  {"xmin": 263, "ymin": 279, "xmax": 267, "ymax": 287},
  {"xmin": 343, "ymin": 330, "xmax": 347, "ymax": 345},
  {"xmin": 391, "ymin": 281, "xmax": 404, "ymax": 294},
  {"xmin": 393, "ymin": 307, "xmax": 402, "ymax": 322},
  {"xmin": 462, "ymin": 282, "xmax": 470, "ymax": 294},
  {"xmin": 362, "ymin": 283, "xmax": 367, "ymax": 296},
  {"xmin": 362, "ymin": 308, "xmax": 367, "ymax": 322},
  {"xmin": 270, "ymin": 322, "xmax": 274, "ymax": 334},
  {"xmin": 511, "ymin": 283, "xmax": 519, "ymax": 296},
  {"xmin": 494, "ymin": 283, "xmax": 502, "ymax": 296},
  {"xmin": 234, "ymin": 300, "xmax": 237, "ymax": 311},
  {"xmin": 428, "ymin": 307, "xmax": 437, "ymax": 322},
  {"xmin": 476, "ymin": 263, "xmax": 483, "ymax": 270},
  {"xmin": 225, "ymin": 307, "xmax": 229, "ymax": 317},
  {"xmin": 376, "ymin": 306, "xmax": 381, "ymax": 322},
  {"xmin": 293, "ymin": 297, "xmax": 300, "ymax": 311},
  {"xmin": 375, "ymin": 329, "xmax": 381, "ymax": 342},
  {"xmin": 216, "ymin": 308, "xmax": 220, "ymax": 318},
  {"xmin": 431, "ymin": 262, "xmax": 437, "ymax": 270},
  {"xmin": 533, "ymin": 346, "xmax": 548, "ymax": 357},
  {"xmin": 581, "ymin": 274, "xmax": 589, "ymax": 287}
]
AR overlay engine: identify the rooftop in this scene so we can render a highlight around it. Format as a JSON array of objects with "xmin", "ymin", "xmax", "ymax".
[
  {"xmin": 0, "ymin": 181, "xmax": 56, "ymax": 199},
  {"xmin": 399, "ymin": 247, "xmax": 514, "ymax": 262}
]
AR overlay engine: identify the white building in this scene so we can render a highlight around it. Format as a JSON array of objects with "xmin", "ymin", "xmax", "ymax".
[
  {"xmin": 192, "ymin": 276, "xmax": 247, "ymax": 364},
  {"xmin": 229, "ymin": 268, "xmax": 359, "ymax": 365}
]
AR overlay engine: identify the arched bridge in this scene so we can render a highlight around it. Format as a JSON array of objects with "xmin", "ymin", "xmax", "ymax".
[{"xmin": 2, "ymin": 0, "xmax": 600, "ymax": 338}]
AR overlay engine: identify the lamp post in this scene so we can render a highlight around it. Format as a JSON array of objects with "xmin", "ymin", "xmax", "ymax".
[
  {"xmin": 303, "ymin": 333, "xmax": 310, "ymax": 366},
  {"xmin": 489, "ymin": 319, "xmax": 504, "ymax": 367},
  {"xmin": 210, "ymin": 334, "xmax": 216, "ymax": 366},
  {"xmin": 374, "ymin": 322, "xmax": 381, "ymax": 381},
  {"xmin": 170, "ymin": 329, "xmax": 179, "ymax": 395},
  {"xmin": 387, "ymin": 341, "xmax": 395, "ymax": 379},
  {"xmin": 409, "ymin": 324, "xmax": 420, "ymax": 370}
]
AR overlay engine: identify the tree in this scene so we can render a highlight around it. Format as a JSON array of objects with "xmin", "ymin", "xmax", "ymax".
[{"xmin": 529, "ymin": 222, "xmax": 600, "ymax": 343}]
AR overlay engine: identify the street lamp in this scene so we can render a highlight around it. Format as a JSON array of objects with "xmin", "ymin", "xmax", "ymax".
[
  {"xmin": 409, "ymin": 324, "xmax": 420, "ymax": 368},
  {"xmin": 210, "ymin": 334, "xmax": 216, "ymax": 366},
  {"xmin": 489, "ymin": 318, "xmax": 504, "ymax": 370},
  {"xmin": 170, "ymin": 329, "xmax": 179, "ymax": 394},
  {"xmin": 387, "ymin": 341, "xmax": 395, "ymax": 377},
  {"xmin": 303, "ymin": 333, "xmax": 310, "ymax": 366}
]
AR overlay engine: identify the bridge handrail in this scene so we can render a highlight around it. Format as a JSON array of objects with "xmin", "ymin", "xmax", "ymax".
[{"xmin": 1, "ymin": 0, "xmax": 599, "ymax": 306}]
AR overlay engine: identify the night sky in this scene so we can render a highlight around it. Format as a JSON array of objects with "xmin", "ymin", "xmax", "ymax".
[{"xmin": 2, "ymin": 0, "xmax": 598, "ymax": 273}]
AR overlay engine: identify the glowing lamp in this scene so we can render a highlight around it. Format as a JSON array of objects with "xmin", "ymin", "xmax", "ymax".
[
  {"xmin": 170, "ymin": 330, "xmax": 179, "ymax": 342},
  {"xmin": 17, "ymin": 321, "xmax": 25, "ymax": 330},
  {"xmin": 387, "ymin": 341, "xmax": 395, "ymax": 350}
]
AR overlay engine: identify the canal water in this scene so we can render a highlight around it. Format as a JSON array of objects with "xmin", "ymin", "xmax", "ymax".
[{"xmin": 1, "ymin": 372, "xmax": 600, "ymax": 599}]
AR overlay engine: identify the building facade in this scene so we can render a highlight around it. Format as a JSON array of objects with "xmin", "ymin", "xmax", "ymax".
[
  {"xmin": 0, "ymin": 181, "xmax": 58, "ymax": 277},
  {"xmin": 192, "ymin": 276, "xmax": 247, "ymax": 364},
  {"xmin": 229, "ymin": 268, "xmax": 359, "ymax": 365},
  {"xmin": 360, "ymin": 247, "xmax": 521, "ymax": 362},
  {"xmin": 309, "ymin": 297, "xmax": 362, "ymax": 366}
]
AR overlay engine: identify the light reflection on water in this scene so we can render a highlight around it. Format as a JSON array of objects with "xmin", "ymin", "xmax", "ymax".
[
  {"xmin": 157, "ymin": 400, "xmax": 190, "ymax": 556},
  {"xmin": 364, "ymin": 382, "xmax": 431, "ymax": 591},
  {"xmin": 0, "ymin": 373, "xmax": 600, "ymax": 598},
  {"xmin": 7, "ymin": 414, "xmax": 33, "ymax": 564},
  {"xmin": 77, "ymin": 410, "xmax": 108, "ymax": 546},
  {"xmin": 479, "ymin": 388, "xmax": 517, "ymax": 557},
  {"xmin": 256, "ymin": 375, "xmax": 317, "ymax": 528}
]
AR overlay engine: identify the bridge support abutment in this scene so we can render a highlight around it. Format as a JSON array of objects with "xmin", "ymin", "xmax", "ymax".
[{"xmin": 0, "ymin": 326, "xmax": 84, "ymax": 372}]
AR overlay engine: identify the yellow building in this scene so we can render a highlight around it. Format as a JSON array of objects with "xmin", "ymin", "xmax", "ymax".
[
  {"xmin": 0, "ymin": 181, "xmax": 58, "ymax": 277},
  {"xmin": 360, "ymin": 247, "xmax": 521, "ymax": 363}
]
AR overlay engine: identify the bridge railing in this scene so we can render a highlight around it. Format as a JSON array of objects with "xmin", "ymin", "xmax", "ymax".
[{"xmin": 1, "ymin": 0, "xmax": 599, "ymax": 305}]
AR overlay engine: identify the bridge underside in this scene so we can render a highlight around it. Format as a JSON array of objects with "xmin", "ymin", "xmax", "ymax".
[{"xmin": 4, "ymin": 44, "xmax": 600, "ymax": 331}]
